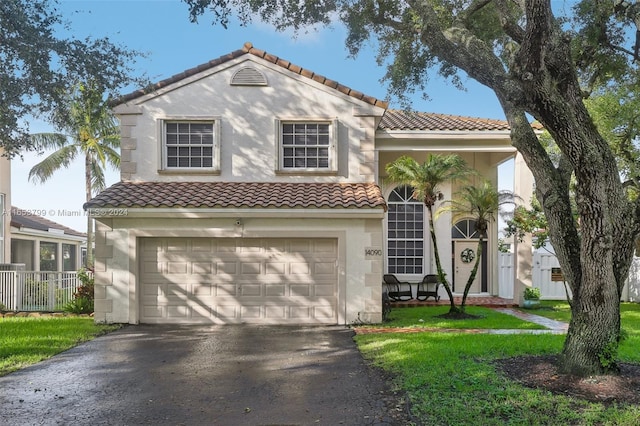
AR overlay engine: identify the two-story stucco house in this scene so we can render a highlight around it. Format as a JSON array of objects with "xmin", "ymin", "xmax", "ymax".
[{"xmin": 86, "ymin": 42, "xmax": 531, "ymax": 325}]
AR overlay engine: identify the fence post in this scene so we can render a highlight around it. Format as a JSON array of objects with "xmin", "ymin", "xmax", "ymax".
[{"xmin": 12, "ymin": 271, "xmax": 21, "ymax": 312}]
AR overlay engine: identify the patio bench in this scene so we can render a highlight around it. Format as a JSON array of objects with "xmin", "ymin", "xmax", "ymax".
[{"xmin": 383, "ymin": 274, "xmax": 413, "ymax": 301}]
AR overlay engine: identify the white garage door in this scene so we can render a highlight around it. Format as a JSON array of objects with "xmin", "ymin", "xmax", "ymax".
[{"xmin": 139, "ymin": 238, "xmax": 338, "ymax": 324}]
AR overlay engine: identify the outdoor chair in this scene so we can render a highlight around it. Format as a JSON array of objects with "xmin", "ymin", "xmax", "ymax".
[
  {"xmin": 383, "ymin": 274, "xmax": 413, "ymax": 301},
  {"xmin": 416, "ymin": 274, "xmax": 441, "ymax": 301}
]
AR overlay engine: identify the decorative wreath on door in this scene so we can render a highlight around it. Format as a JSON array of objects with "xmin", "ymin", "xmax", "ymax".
[{"xmin": 460, "ymin": 248, "xmax": 476, "ymax": 263}]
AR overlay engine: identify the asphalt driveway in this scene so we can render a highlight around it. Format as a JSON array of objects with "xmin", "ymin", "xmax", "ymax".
[{"xmin": 0, "ymin": 325, "xmax": 410, "ymax": 425}]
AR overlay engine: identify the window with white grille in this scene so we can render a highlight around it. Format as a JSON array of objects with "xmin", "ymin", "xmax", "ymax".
[
  {"xmin": 163, "ymin": 121, "xmax": 218, "ymax": 170},
  {"xmin": 387, "ymin": 186, "xmax": 424, "ymax": 275},
  {"xmin": 278, "ymin": 120, "xmax": 336, "ymax": 171}
]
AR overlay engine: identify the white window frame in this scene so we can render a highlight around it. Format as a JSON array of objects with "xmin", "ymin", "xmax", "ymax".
[
  {"xmin": 160, "ymin": 118, "xmax": 221, "ymax": 172},
  {"xmin": 275, "ymin": 118, "xmax": 338, "ymax": 173},
  {"xmin": 386, "ymin": 185, "xmax": 425, "ymax": 276}
]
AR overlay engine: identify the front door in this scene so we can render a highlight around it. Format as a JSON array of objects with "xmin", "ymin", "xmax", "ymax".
[{"xmin": 454, "ymin": 240, "xmax": 481, "ymax": 294}]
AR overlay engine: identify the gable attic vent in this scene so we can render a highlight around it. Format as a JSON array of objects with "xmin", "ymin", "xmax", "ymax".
[{"xmin": 230, "ymin": 67, "xmax": 268, "ymax": 86}]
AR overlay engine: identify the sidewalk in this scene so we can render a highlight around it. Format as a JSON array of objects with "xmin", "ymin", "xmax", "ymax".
[{"xmin": 354, "ymin": 307, "xmax": 568, "ymax": 335}]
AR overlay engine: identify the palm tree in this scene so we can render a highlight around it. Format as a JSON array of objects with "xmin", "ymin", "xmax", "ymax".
[
  {"xmin": 439, "ymin": 180, "xmax": 518, "ymax": 311},
  {"xmin": 385, "ymin": 154, "xmax": 473, "ymax": 313},
  {"xmin": 29, "ymin": 82, "xmax": 120, "ymax": 268}
]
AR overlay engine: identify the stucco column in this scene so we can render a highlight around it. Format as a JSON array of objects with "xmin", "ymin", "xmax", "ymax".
[{"xmin": 513, "ymin": 153, "xmax": 534, "ymax": 305}]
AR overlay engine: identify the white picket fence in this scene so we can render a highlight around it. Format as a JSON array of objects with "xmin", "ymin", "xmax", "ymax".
[
  {"xmin": 0, "ymin": 271, "xmax": 81, "ymax": 312},
  {"xmin": 499, "ymin": 252, "xmax": 640, "ymax": 301}
]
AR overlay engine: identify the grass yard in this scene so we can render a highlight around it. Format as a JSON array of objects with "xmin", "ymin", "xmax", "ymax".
[
  {"xmin": 0, "ymin": 316, "xmax": 121, "ymax": 376},
  {"xmin": 355, "ymin": 304, "xmax": 640, "ymax": 425},
  {"xmin": 365, "ymin": 305, "xmax": 546, "ymax": 330}
]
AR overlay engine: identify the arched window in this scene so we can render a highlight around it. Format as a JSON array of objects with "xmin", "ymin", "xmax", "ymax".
[
  {"xmin": 451, "ymin": 219, "xmax": 479, "ymax": 239},
  {"xmin": 387, "ymin": 186, "xmax": 424, "ymax": 274}
]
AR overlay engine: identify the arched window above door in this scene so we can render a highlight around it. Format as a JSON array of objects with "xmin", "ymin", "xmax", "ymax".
[
  {"xmin": 451, "ymin": 219, "xmax": 479, "ymax": 239},
  {"xmin": 387, "ymin": 186, "xmax": 424, "ymax": 274}
]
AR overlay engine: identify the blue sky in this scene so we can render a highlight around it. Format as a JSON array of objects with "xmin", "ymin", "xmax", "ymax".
[{"xmin": 11, "ymin": 0, "xmax": 512, "ymax": 231}]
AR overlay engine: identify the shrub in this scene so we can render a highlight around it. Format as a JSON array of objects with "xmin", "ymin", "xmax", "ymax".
[
  {"xmin": 64, "ymin": 297, "xmax": 93, "ymax": 314},
  {"xmin": 64, "ymin": 268, "xmax": 94, "ymax": 314},
  {"xmin": 523, "ymin": 287, "xmax": 541, "ymax": 300}
]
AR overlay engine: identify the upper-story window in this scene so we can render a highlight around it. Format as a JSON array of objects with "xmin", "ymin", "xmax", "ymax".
[
  {"xmin": 163, "ymin": 121, "xmax": 219, "ymax": 171},
  {"xmin": 278, "ymin": 120, "xmax": 337, "ymax": 172}
]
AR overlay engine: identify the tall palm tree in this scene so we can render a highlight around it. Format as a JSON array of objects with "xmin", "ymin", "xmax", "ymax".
[
  {"xmin": 439, "ymin": 180, "xmax": 518, "ymax": 311},
  {"xmin": 29, "ymin": 82, "xmax": 120, "ymax": 268},
  {"xmin": 385, "ymin": 154, "xmax": 472, "ymax": 313}
]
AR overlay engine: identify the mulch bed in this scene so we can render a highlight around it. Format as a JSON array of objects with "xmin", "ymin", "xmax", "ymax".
[{"xmin": 493, "ymin": 355, "xmax": 640, "ymax": 405}]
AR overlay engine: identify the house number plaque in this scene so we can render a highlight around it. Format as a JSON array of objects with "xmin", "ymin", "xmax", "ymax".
[{"xmin": 365, "ymin": 247, "xmax": 383, "ymax": 260}]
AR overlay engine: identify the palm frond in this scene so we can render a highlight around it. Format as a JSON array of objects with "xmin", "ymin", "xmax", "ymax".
[
  {"xmin": 28, "ymin": 145, "xmax": 79, "ymax": 184},
  {"xmin": 28, "ymin": 133, "xmax": 70, "ymax": 153},
  {"xmin": 385, "ymin": 154, "xmax": 473, "ymax": 205},
  {"xmin": 90, "ymin": 160, "xmax": 106, "ymax": 194},
  {"xmin": 437, "ymin": 180, "xmax": 518, "ymax": 234}
]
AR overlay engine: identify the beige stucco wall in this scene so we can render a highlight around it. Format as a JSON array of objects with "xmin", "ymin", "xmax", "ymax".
[
  {"xmin": 115, "ymin": 56, "xmax": 385, "ymax": 184},
  {"xmin": 0, "ymin": 153, "xmax": 11, "ymax": 263},
  {"xmin": 93, "ymin": 214, "xmax": 384, "ymax": 325}
]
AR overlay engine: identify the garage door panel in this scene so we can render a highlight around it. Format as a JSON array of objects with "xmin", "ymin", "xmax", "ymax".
[
  {"xmin": 265, "ymin": 284, "xmax": 285, "ymax": 296},
  {"xmin": 314, "ymin": 284, "xmax": 335, "ymax": 297},
  {"xmin": 193, "ymin": 283, "xmax": 213, "ymax": 296},
  {"xmin": 239, "ymin": 284, "xmax": 261, "ymax": 296},
  {"xmin": 217, "ymin": 262, "xmax": 238, "ymax": 275},
  {"xmin": 241, "ymin": 262, "xmax": 261, "ymax": 275},
  {"xmin": 192, "ymin": 262, "xmax": 214, "ymax": 274},
  {"xmin": 140, "ymin": 238, "xmax": 338, "ymax": 324}
]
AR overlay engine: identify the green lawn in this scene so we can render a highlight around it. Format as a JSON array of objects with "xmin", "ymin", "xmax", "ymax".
[
  {"xmin": 0, "ymin": 316, "xmax": 121, "ymax": 376},
  {"xmin": 368, "ymin": 305, "xmax": 546, "ymax": 330},
  {"xmin": 355, "ymin": 303, "xmax": 640, "ymax": 425}
]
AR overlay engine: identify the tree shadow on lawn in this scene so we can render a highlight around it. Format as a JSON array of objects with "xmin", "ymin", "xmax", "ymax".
[{"xmin": 493, "ymin": 355, "xmax": 640, "ymax": 405}]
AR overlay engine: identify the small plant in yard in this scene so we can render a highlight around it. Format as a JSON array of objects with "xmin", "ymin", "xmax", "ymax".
[
  {"xmin": 524, "ymin": 287, "xmax": 541, "ymax": 300},
  {"xmin": 64, "ymin": 268, "xmax": 94, "ymax": 314}
]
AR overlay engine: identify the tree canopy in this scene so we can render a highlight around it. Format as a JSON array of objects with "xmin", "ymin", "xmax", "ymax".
[
  {"xmin": 0, "ymin": 0, "xmax": 144, "ymax": 156},
  {"xmin": 182, "ymin": 0, "xmax": 640, "ymax": 375}
]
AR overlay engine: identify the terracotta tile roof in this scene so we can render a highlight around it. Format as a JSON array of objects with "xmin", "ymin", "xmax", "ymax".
[
  {"xmin": 379, "ymin": 110, "xmax": 512, "ymax": 131},
  {"xmin": 115, "ymin": 42, "xmax": 388, "ymax": 109},
  {"xmin": 10, "ymin": 207, "xmax": 86, "ymax": 238},
  {"xmin": 84, "ymin": 182, "xmax": 387, "ymax": 211}
]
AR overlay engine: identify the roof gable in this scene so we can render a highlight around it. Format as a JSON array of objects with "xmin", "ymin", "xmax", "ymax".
[{"xmin": 115, "ymin": 42, "xmax": 388, "ymax": 109}]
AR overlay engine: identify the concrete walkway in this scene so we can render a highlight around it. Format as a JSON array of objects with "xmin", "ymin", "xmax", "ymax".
[
  {"xmin": 354, "ymin": 308, "xmax": 569, "ymax": 335},
  {"xmin": 493, "ymin": 308, "xmax": 568, "ymax": 334}
]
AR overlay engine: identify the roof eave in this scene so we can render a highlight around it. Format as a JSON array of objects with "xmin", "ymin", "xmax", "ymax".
[{"xmin": 90, "ymin": 207, "xmax": 386, "ymax": 220}]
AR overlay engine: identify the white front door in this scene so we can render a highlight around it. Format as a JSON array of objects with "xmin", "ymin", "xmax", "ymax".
[{"xmin": 454, "ymin": 240, "xmax": 481, "ymax": 294}]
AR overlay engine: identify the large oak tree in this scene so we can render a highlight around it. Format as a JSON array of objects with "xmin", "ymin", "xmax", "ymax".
[
  {"xmin": 183, "ymin": 0, "xmax": 640, "ymax": 375},
  {"xmin": 0, "ymin": 0, "xmax": 144, "ymax": 156}
]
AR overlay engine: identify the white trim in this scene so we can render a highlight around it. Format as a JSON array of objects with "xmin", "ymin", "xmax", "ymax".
[{"xmin": 11, "ymin": 227, "xmax": 86, "ymax": 243}]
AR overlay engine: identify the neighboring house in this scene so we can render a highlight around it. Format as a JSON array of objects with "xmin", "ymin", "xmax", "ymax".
[
  {"xmin": 86, "ymin": 42, "xmax": 534, "ymax": 325},
  {"xmin": 0, "ymin": 156, "xmax": 87, "ymax": 272},
  {"xmin": 10, "ymin": 207, "xmax": 86, "ymax": 271}
]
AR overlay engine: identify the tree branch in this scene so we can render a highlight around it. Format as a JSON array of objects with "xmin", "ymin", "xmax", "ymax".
[
  {"xmin": 493, "ymin": 0, "xmax": 526, "ymax": 43},
  {"xmin": 406, "ymin": 0, "xmax": 509, "ymax": 91}
]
